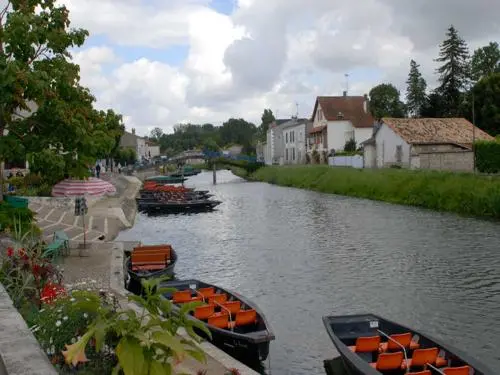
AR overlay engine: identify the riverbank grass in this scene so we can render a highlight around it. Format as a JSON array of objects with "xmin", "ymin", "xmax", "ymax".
[{"xmin": 250, "ymin": 165, "xmax": 500, "ymax": 219}]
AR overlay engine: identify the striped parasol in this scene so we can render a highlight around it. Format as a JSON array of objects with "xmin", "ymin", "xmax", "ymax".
[{"xmin": 51, "ymin": 177, "xmax": 117, "ymax": 197}]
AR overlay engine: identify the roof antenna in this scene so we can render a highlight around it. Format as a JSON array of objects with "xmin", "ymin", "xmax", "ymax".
[
  {"xmin": 345, "ymin": 73, "xmax": 349, "ymax": 96},
  {"xmin": 295, "ymin": 102, "xmax": 299, "ymax": 119}
]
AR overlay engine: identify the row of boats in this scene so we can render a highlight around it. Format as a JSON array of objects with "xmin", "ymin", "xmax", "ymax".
[
  {"xmin": 124, "ymin": 243, "xmax": 274, "ymax": 363},
  {"xmin": 136, "ymin": 181, "xmax": 221, "ymax": 213},
  {"xmin": 125, "ymin": 242, "xmax": 494, "ymax": 374}
]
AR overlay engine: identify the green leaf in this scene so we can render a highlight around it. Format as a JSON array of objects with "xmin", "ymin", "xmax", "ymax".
[
  {"xmin": 156, "ymin": 287, "xmax": 177, "ymax": 295},
  {"xmin": 189, "ymin": 318, "xmax": 212, "ymax": 339},
  {"xmin": 128, "ymin": 294, "xmax": 148, "ymax": 307},
  {"xmin": 180, "ymin": 300, "xmax": 203, "ymax": 315},
  {"xmin": 116, "ymin": 337, "xmax": 146, "ymax": 375},
  {"xmin": 93, "ymin": 319, "xmax": 108, "ymax": 352},
  {"xmin": 152, "ymin": 331, "xmax": 186, "ymax": 360},
  {"xmin": 149, "ymin": 360, "xmax": 172, "ymax": 375},
  {"xmin": 112, "ymin": 364, "xmax": 121, "ymax": 375}
]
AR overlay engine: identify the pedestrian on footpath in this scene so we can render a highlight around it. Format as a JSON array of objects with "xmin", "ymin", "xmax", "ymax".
[{"xmin": 95, "ymin": 163, "xmax": 101, "ymax": 179}]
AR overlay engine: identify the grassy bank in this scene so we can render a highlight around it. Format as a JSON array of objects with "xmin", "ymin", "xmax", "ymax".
[{"xmin": 249, "ymin": 165, "xmax": 500, "ymax": 219}]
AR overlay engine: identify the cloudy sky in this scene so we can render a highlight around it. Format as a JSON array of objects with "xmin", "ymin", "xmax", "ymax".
[{"xmin": 63, "ymin": 0, "xmax": 499, "ymax": 136}]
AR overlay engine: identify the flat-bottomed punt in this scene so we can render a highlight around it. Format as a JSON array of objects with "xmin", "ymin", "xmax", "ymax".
[
  {"xmin": 145, "ymin": 175, "xmax": 187, "ymax": 184},
  {"xmin": 125, "ymin": 244, "xmax": 177, "ymax": 291},
  {"xmin": 163, "ymin": 279, "xmax": 275, "ymax": 362},
  {"xmin": 322, "ymin": 314, "xmax": 494, "ymax": 375},
  {"xmin": 137, "ymin": 199, "xmax": 222, "ymax": 213}
]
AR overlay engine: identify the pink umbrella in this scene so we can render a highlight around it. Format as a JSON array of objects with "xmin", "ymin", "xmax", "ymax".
[{"xmin": 51, "ymin": 177, "xmax": 117, "ymax": 197}]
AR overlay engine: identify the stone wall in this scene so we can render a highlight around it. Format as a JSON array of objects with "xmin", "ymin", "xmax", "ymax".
[
  {"xmin": 0, "ymin": 284, "xmax": 57, "ymax": 375},
  {"xmin": 414, "ymin": 150, "xmax": 474, "ymax": 172}
]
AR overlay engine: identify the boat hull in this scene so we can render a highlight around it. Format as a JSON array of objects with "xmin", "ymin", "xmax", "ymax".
[
  {"xmin": 137, "ymin": 200, "xmax": 221, "ymax": 213},
  {"xmin": 322, "ymin": 313, "xmax": 494, "ymax": 375},
  {"xmin": 162, "ymin": 279, "xmax": 274, "ymax": 363},
  {"xmin": 145, "ymin": 176, "xmax": 187, "ymax": 183},
  {"xmin": 124, "ymin": 250, "xmax": 177, "ymax": 293}
]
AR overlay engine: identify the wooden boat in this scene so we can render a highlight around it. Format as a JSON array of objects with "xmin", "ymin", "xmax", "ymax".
[
  {"xmin": 322, "ymin": 314, "xmax": 494, "ymax": 375},
  {"xmin": 137, "ymin": 199, "xmax": 222, "ymax": 213},
  {"xmin": 145, "ymin": 175, "xmax": 187, "ymax": 183},
  {"xmin": 124, "ymin": 244, "xmax": 177, "ymax": 291},
  {"xmin": 163, "ymin": 279, "xmax": 275, "ymax": 362}
]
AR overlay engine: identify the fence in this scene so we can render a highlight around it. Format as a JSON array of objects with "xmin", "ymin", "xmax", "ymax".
[{"xmin": 328, "ymin": 155, "xmax": 364, "ymax": 169}]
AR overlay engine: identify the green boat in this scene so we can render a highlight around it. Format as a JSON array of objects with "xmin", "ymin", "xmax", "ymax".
[
  {"xmin": 170, "ymin": 166, "xmax": 202, "ymax": 177},
  {"xmin": 145, "ymin": 175, "xmax": 187, "ymax": 183}
]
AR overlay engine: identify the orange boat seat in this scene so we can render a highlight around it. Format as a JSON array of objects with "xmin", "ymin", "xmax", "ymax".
[
  {"xmin": 402, "ymin": 347, "xmax": 439, "ymax": 369},
  {"xmin": 194, "ymin": 304, "xmax": 215, "ymax": 320},
  {"xmin": 198, "ymin": 287, "xmax": 215, "ymax": 298},
  {"xmin": 348, "ymin": 336, "xmax": 381, "ymax": 353},
  {"xmin": 208, "ymin": 294, "xmax": 227, "ymax": 304},
  {"xmin": 379, "ymin": 332, "xmax": 420, "ymax": 352},
  {"xmin": 220, "ymin": 301, "xmax": 241, "ymax": 315},
  {"xmin": 172, "ymin": 290, "xmax": 202, "ymax": 304},
  {"xmin": 370, "ymin": 351, "xmax": 404, "ymax": 370},
  {"xmin": 208, "ymin": 313, "xmax": 229, "ymax": 329},
  {"xmin": 407, "ymin": 371, "xmax": 431, "ymax": 375},
  {"xmin": 443, "ymin": 366, "xmax": 471, "ymax": 375},
  {"xmin": 228, "ymin": 309, "xmax": 258, "ymax": 329}
]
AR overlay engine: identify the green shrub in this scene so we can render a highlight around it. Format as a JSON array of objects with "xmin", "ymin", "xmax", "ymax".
[
  {"xmin": 0, "ymin": 203, "xmax": 36, "ymax": 233},
  {"xmin": 251, "ymin": 165, "xmax": 500, "ymax": 219},
  {"xmin": 475, "ymin": 140, "xmax": 500, "ymax": 173}
]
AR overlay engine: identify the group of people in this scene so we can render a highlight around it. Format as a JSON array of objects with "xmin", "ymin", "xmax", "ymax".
[{"xmin": 90, "ymin": 162, "xmax": 123, "ymax": 179}]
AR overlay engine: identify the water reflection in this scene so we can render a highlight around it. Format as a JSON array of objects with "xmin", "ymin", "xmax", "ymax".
[{"xmin": 118, "ymin": 170, "xmax": 500, "ymax": 374}]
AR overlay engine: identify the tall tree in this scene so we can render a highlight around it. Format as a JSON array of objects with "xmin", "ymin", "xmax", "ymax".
[
  {"xmin": 150, "ymin": 127, "xmax": 163, "ymax": 142},
  {"xmin": 257, "ymin": 109, "xmax": 275, "ymax": 140},
  {"xmin": 405, "ymin": 60, "xmax": 427, "ymax": 117},
  {"xmin": 471, "ymin": 42, "xmax": 500, "ymax": 82},
  {"xmin": 435, "ymin": 25, "xmax": 470, "ymax": 117},
  {"xmin": 369, "ymin": 84, "xmax": 406, "ymax": 119},
  {"xmin": 0, "ymin": 0, "xmax": 123, "ymax": 193},
  {"xmin": 472, "ymin": 72, "xmax": 500, "ymax": 136}
]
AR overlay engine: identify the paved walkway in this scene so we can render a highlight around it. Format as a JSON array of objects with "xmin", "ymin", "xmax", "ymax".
[{"xmin": 29, "ymin": 175, "xmax": 142, "ymax": 243}]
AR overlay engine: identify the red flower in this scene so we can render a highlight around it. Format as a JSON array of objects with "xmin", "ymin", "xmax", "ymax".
[
  {"xmin": 6, "ymin": 247, "xmax": 13, "ymax": 257},
  {"xmin": 32, "ymin": 264, "xmax": 41, "ymax": 276},
  {"xmin": 41, "ymin": 282, "xmax": 66, "ymax": 304}
]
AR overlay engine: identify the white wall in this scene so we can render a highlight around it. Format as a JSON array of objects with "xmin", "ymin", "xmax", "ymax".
[
  {"xmin": 374, "ymin": 124, "xmax": 411, "ymax": 167},
  {"xmin": 148, "ymin": 145, "xmax": 160, "ymax": 158},
  {"xmin": 283, "ymin": 123, "xmax": 307, "ymax": 164},
  {"xmin": 326, "ymin": 120, "xmax": 355, "ymax": 152},
  {"xmin": 328, "ymin": 155, "xmax": 364, "ymax": 168},
  {"xmin": 137, "ymin": 138, "xmax": 147, "ymax": 160},
  {"xmin": 363, "ymin": 144, "xmax": 376, "ymax": 168},
  {"xmin": 354, "ymin": 128, "xmax": 373, "ymax": 148}
]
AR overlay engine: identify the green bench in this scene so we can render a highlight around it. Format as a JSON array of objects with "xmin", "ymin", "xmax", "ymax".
[{"xmin": 43, "ymin": 230, "xmax": 70, "ymax": 261}]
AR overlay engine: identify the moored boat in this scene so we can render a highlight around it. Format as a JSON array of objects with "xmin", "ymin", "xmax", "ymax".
[
  {"xmin": 124, "ymin": 244, "xmax": 177, "ymax": 291},
  {"xmin": 145, "ymin": 175, "xmax": 187, "ymax": 183},
  {"xmin": 322, "ymin": 314, "xmax": 493, "ymax": 375},
  {"xmin": 162, "ymin": 279, "xmax": 275, "ymax": 363},
  {"xmin": 137, "ymin": 199, "xmax": 222, "ymax": 213}
]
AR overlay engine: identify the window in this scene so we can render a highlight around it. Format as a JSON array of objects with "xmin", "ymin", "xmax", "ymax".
[
  {"xmin": 285, "ymin": 148, "xmax": 288, "ymax": 161},
  {"xmin": 292, "ymin": 148, "xmax": 296, "ymax": 161},
  {"xmin": 292, "ymin": 131, "xmax": 295, "ymax": 142},
  {"xmin": 396, "ymin": 145, "xmax": 403, "ymax": 163},
  {"xmin": 286, "ymin": 133, "xmax": 288, "ymax": 143}
]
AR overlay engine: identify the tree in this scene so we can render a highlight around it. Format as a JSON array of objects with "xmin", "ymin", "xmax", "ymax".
[
  {"xmin": 405, "ymin": 60, "xmax": 427, "ymax": 117},
  {"xmin": 472, "ymin": 73, "xmax": 500, "ymax": 136},
  {"xmin": 369, "ymin": 84, "xmax": 406, "ymax": 119},
  {"xmin": 150, "ymin": 127, "xmax": 163, "ymax": 142},
  {"xmin": 471, "ymin": 42, "xmax": 500, "ymax": 82},
  {"xmin": 0, "ymin": 0, "xmax": 122, "ymax": 195},
  {"xmin": 435, "ymin": 25, "xmax": 470, "ymax": 117},
  {"xmin": 420, "ymin": 91, "xmax": 446, "ymax": 118},
  {"xmin": 260, "ymin": 109, "xmax": 275, "ymax": 134}
]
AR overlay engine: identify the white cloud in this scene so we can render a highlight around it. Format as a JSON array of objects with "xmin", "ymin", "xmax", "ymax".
[{"xmin": 58, "ymin": 0, "xmax": 500, "ymax": 136}]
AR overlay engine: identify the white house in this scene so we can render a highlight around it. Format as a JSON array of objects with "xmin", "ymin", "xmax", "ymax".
[
  {"xmin": 307, "ymin": 93, "xmax": 374, "ymax": 162},
  {"xmin": 282, "ymin": 118, "xmax": 311, "ymax": 164},
  {"xmin": 146, "ymin": 141, "xmax": 160, "ymax": 158},
  {"xmin": 362, "ymin": 118, "xmax": 494, "ymax": 171},
  {"xmin": 264, "ymin": 119, "xmax": 293, "ymax": 165}
]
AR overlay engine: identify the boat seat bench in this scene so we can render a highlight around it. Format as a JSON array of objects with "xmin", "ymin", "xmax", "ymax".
[{"xmin": 370, "ymin": 347, "xmax": 448, "ymax": 371}]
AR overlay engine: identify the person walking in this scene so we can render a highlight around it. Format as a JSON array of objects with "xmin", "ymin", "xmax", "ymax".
[{"xmin": 95, "ymin": 163, "xmax": 101, "ymax": 179}]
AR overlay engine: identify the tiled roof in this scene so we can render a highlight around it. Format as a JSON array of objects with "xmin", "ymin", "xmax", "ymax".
[
  {"xmin": 311, "ymin": 96, "xmax": 374, "ymax": 128},
  {"xmin": 382, "ymin": 118, "xmax": 494, "ymax": 146}
]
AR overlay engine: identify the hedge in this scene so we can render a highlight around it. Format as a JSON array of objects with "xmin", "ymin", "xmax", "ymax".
[{"xmin": 475, "ymin": 140, "xmax": 500, "ymax": 173}]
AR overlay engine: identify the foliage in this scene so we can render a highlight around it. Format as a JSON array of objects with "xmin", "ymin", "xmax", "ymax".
[
  {"xmin": 405, "ymin": 60, "xmax": 428, "ymax": 118},
  {"xmin": 251, "ymin": 165, "xmax": 500, "ymax": 219},
  {"xmin": 0, "ymin": 0, "xmax": 124, "ymax": 185},
  {"xmin": 256, "ymin": 109, "xmax": 275, "ymax": 140},
  {"xmin": 312, "ymin": 149, "xmax": 320, "ymax": 164},
  {"xmin": 343, "ymin": 138, "xmax": 357, "ymax": 152},
  {"xmin": 368, "ymin": 84, "xmax": 406, "ymax": 119},
  {"xmin": 149, "ymin": 127, "xmax": 163, "ymax": 143},
  {"xmin": 31, "ymin": 289, "xmax": 119, "ymax": 373},
  {"xmin": 63, "ymin": 277, "xmax": 210, "ymax": 374},
  {"xmin": 0, "ymin": 202, "xmax": 37, "ymax": 233},
  {"xmin": 434, "ymin": 25, "xmax": 470, "ymax": 117},
  {"xmin": 471, "ymin": 42, "xmax": 500, "ymax": 82},
  {"xmin": 202, "ymin": 138, "xmax": 220, "ymax": 153},
  {"xmin": 219, "ymin": 118, "xmax": 257, "ymax": 150},
  {"xmin": 472, "ymin": 72, "xmax": 500, "ymax": 136},
  {"xmin": 115, "ymin": 147, "xmax": 137, "ymax": 166},
  {"xmin": 475, "ymin": 140, "xmax": 500, "ymax": 173},
  {"xmin": 29, "ymin": 149, "xmax": 66, "ymax": 186}
]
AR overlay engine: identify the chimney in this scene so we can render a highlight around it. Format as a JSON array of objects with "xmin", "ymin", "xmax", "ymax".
[
  {"xmin": 343, "ymin": 91, "xmax": 347, "ymax": 97},
  {"xmin": 363, "ymin": 94, "xmax": 368, "ymax": 113},
  {"xmin": 132, "ymin": 128, "xmax": 136, "ymax": 135}
]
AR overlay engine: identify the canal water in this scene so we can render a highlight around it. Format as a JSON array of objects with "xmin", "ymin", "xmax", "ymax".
[{"xmin": 117, "ymin": 170, "xmax": 500, "ymax": 374}]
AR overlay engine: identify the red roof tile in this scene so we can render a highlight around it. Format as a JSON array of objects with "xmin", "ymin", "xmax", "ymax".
[{"xmin": 311, "ymin": 96, "xmax": 374, "ymax": 128}]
